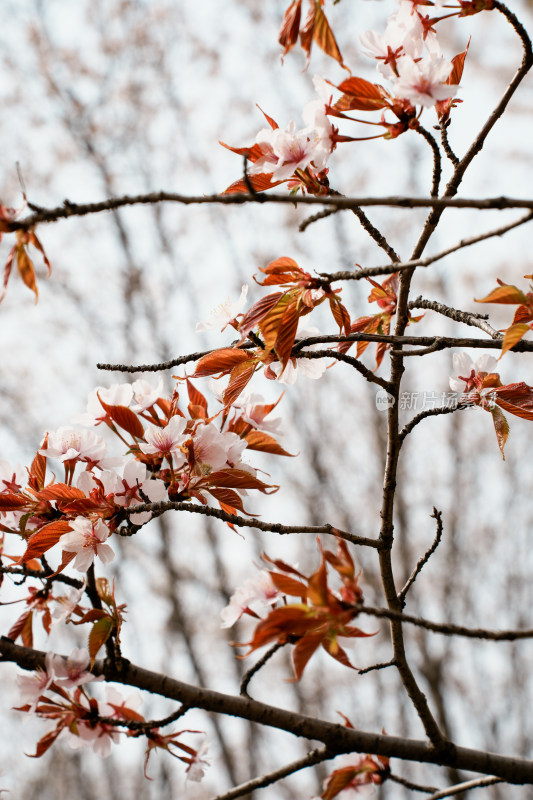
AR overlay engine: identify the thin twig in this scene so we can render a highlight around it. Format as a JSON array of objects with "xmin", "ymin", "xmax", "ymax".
[
  {"xmin": 398, "ymin": 509, "xmax": 444, "ymax": 606},
  {"xmin": 426, "ymin": 775, "xmax": 503, "ymax": 799},
  {"xmin": 358, "ymin": 659, "xmax": 397, "ymax": 675},
  {"xmin": 15, "ymin": 192, "xmax": 533, "ymax": 234},
  {"xmin": 439, "ymin": 120, "xmax": 459, "ymax": 167},
  {"xmin": 416, "ymin": 125, "xmax": 442, "ymax": 197},
  {"xmin": 389, "ymin": 773, "xmax": 438, "ymax": 794},
  {"xmin": 408, "ymin": 298, "xmax": 502, "ymax": 339},
  {"xmin": 320, "ymin": 210, "xmax": 533, "ymax": 282},
  {"xmin": 293, "ymin": 349, "xmax": 392, "ymax": 390},
  {"xmin": 209, "ymin": 747, "xmax": 332, "ymax": 800},
  {"xmin": 360, "ymin": 606, "xmax": 533, "ymax": 641},
  {"xmin": 121, "ymin": 502, "xmax": 382, "ymax": 549},
  {"xmin": 399, "ymin": 406, "xmax": 465, "ymax": 441},
  {"xmin": 299, "ymin": 207, "xmax": 339, "ymax": 232},
  {"xmin": 240, "ymin": 642, "xmax": 285, "ymax": 697}
]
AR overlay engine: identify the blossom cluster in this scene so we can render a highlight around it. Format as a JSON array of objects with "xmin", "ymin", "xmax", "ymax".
[{"xmin": 16, "ymin": 647, "xmax": 210, "ymax": 779}]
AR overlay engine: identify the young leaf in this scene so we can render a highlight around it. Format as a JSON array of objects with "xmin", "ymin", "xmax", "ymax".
[{"xmin": 490, "ymin": 405, "xmax": 509, "ymax": 460}]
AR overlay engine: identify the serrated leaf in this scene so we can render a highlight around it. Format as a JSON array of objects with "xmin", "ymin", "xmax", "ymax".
[
  {"xmin": 38, "ymin": 483, "xmax": 85, "ymax": 502},
  {"xmin": 17, "ymin": 244, "xmax": 38, "ymax": 302},
  {"xmin": 274, "ymin": 302, "xmax": 300, "ymax": 368},
  {"xmin": 500, "ymin": 322, "xmax": 530, "ymax": 357},
  {"xmin": 223, "ymin": 361, "xmax": 257, "ymax": 408},
  {"xmin": 245, "ymin": 430, "xmax": 295, "ymax": 457},
  {"xmin": 292, "ymin": 630, "xmax": 324, "ymax": 680},
  {"xmin": 279, "ymin": 0, "xmax": 302, "ymax": 58},
  {"xmin": 19, "ymin": 519, "xmax": 72, "ymax": 564},
  {"xmin": 97, "ymin": 394, "xmax": 144, "ymax": 438},
  {"xmin": 475, "ymin": 284, "xmax": 527, "ymax": 305},
  {"xmin": 269, "ymin": 572, "xmax": 307, "ymax": 597},
  {"xmin": 7, "ymin": 608, "xmax": 33, "ymax": 646},
  {"xmin": 221, "ymin": 173, "xmax": 284, "ymax": 196},
  {"xmin": 334, "ymin": 76, "xmax": 388, "ymax": 112},
  {"xmin": 89, "ymin": 616, "xmax": 114, "ymax": 667},
  {"xmin": 490, "ymin": 405, "xmax": 509, "ymax": 460},
  {"xmin": 239, "ymin": 292, "xmax": 284, "ymax": 338},
  {"xmin": 194, "ymin": 348, "xmax": 253, "ymax": 378},
  {"xmin": 310, "ymin": 1, "xmax": 345, "ymax": 69}
]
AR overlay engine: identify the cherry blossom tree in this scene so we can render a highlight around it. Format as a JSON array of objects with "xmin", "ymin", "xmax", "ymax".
[{"xmin": 2, "ymin": 1, "xmax": 533, "ymax": 798}]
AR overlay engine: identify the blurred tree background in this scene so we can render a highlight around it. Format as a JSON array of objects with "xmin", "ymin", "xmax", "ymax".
[{"xmin": 1, "ymin": 1, "xmax": 533, "ymax": 797}]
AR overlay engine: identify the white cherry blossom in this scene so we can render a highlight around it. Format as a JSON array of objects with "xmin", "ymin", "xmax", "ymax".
[
  {"xmin": 193, "ymin": 422, "xmax": 247, "ymax": 474},
  {"xmin": 39, "ymin": 427, "xmax": 108, "ymax": 466},
  {"xmin": 186, "ymin": 738, "xmax": 211, "ymax": 782},
  {"xmin": 139, "ymin": 416, "xmax": 188, "ymax": 466},
  {"xmin": 391, "ymin": 55, "xmax": 456, "ymax": 107},
  {"xmin": 45, "ymin": 647, "xmax": 96, "ymax": 689},
  {"xmin": 449, "ymin": 353, "xmax": 498, "ymax": 393},
  {"xmin": 72, "ymin": 383, "xmax": 134, "ymax": 427},
  {"xmin": 220, "ymin": 570, "xmax": 280, "ymax": 628},
  {"xmin": 196, "ymin": 285, "xmax": 249, "ymax": 332},
  {"xmin": 113, "ymin": 459, "xmax": 167, "ymax": 524},
  {"xmin": 131, "ymin": 377, "xmax": 164, "ymax": 412},
  {"xmin": 61, "ymin": 517, "xmax": 115, "ymax": 572}
]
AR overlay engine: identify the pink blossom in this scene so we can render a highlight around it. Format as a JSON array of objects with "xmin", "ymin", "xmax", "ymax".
[
  {"xmin": 196, "ymin": 285, "xmax": 249, "ymax": 332},
  {"xmin": 193, "ymin": 422, "xmax": 247, "ymax": 475},
  {"xmin": 61, "ymin": 517, "xmax": 115, "ymax": 572},
  {"xmin": 39, "ymin": 427, "xmax": 108, "ymax": 466},
  {"xmin": 449, "ymin": 353, "xmax": 498, "ymax": 394},
  {"xmin": 131, "ymin": 377, "xmax": 164, "ymax": 412},
  {"xmin": 113, "ymin": 459, "xmax": 167, "ymax": 524},
  {"xmin": 220, "ymin": 570, "xmax": 280, "ymax": 628},
  {"xmin": 45, "ymin": 648, "xmax": 96, "ymax": 689},
  {"xmin": 50, "ymin": 582, "xmax": 86, "ymax": 626},
  {"xmin": 101, "ymin": 686, "xmax": 143, "ymax": 718},
  {"xmin": 267, "ymin": 327, "xmax": 327, "ymax": 385},
  {"xmin": 72, "ymin": 383, "xmax": 134, "ymax": 426},
  {"xmin": 17, "ymin": 668, "xmax": 52, "ymax": 709},
  {"xmin": 139, "ymin": 416, "xmax": 188, "ymax": 465},
  {"xmin": 0, "ymin": 460, "xmax": 25, "ymax": 493},
  {"xmin": 392, "ymin": 55, "xmax": 457, "ymax": 107},
  {"xmin": 185, "ymin": 738, "xmax": 211, "ymax": 782}
]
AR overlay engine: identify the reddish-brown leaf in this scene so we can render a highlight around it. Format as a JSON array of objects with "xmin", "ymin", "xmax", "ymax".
[
  {"xmin": 207, "ymin": 486, "xmax": 248, "ymax": 514},
  {"xmin": 29, "ymin": 445, "xmax": 47, "ymax": 491},
  {"xmin": 489, "ymin": 405, "xmax": 509, "ymax": 460},
  {"xmin": 493, "ymin": 382, "xmax": 533, "ymax": 421},
  {"xmin": 245, "ymin": 430, "xmax": 295, "ymax": 457},
  {"xmin": 16, "ymin": 244, "xmax": 38, "ymax": 301},
  {"xmin": 279, "ymin": 0, "xmax": 302, "ymax": 57},
  {"xmin": 7, "ymin": 608, "xmax": 33, "ymax": 646},
  {"xmin": 208, "ymin": 468, "xmax": 277, "ymax": 493},
  {"xmin": 28, "ymin": 726, "xmax": 64, "ymax": 759},
  {"xmin": 186, "ymin": 378, "xmax": 208, "ymax": 419},
  {"xmin": 194, "ymin": 348, "xmax": 253, "ymax": 378},
  {"xmin": 292, "ymin": 630, "xmax": 325, "ymax": 680},
  {"xmin": 500, "ymin": 322, "xmax": 531, "ymax": 357},
  {"xmin": 88, "ymin": 616, "xmax": 114, "ymax": 667},
  {"xmin": 329, "ymin": 296, "xmax": 351, "ymax": 334},
  {"xmin": 258, "ymin": 294, "xmax": 294, "ymax": 354},
  {"xmin": 449, "ymin": 39, "xmax": 470, "ymax": 85},
  {"xmin": 223, "ymin": 361, "xmax": 258, "ymax": 408},
  {"xmin": 269, "ymin": 571, "xmax": 308, "ymax": 598},
  {"xmin": 322, "ymin": 766, "xmax": 363, "ymax": 800},
  {"xmin": 274, "ymin": 302, "xmax": 300, "ymax": 368},
  {"xmin": 239, "ymin": 292, "xmax": 284, "ymax": 338},
  {"xmin": 221, "ymin": 173, "xmax": 284, "ymax": 196},
  {"xmin": 19, "ymin": 520, "xmax": 72, "ymax": 564},
  {"xmin": 310, "ymin": 0, "xmax": 345, "ymax": 69},
  {"xmin": 475, "ymin": 284, "xmax": 527, "ymax": 305},
  {"xmin": 0, "ymin": 493, "xmax": 30, "ymax": 511},
  {"xmin": 38, "ymin": 483, "xmax": 85, "ymax": 502},
  {"xmin": 97, "ymin": 394, "xmax": 145, "ymax": 438},
  {"xmin": 334, "ymin": 77, "xmax": 389, "ymax": 112}
]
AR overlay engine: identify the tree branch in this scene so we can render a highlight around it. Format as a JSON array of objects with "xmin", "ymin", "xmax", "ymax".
[{"xmin": 2, "ymin": 638, "xmax": 533, "ymax": 785}]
